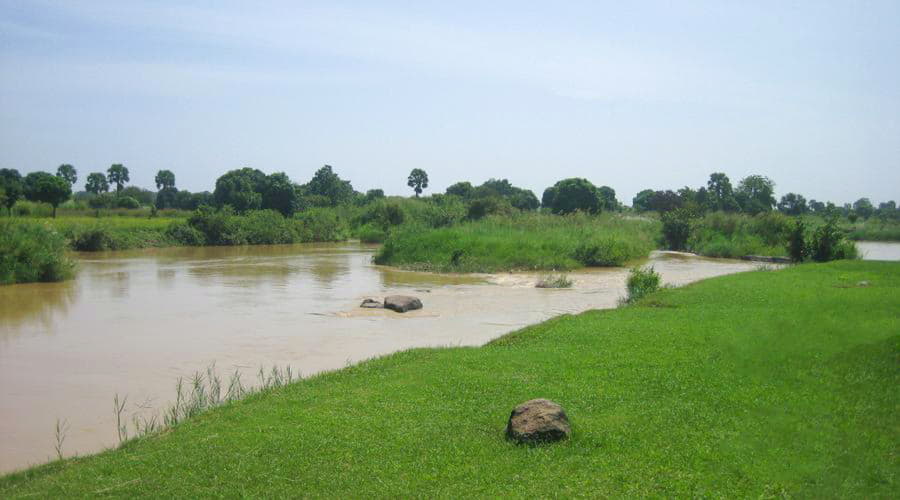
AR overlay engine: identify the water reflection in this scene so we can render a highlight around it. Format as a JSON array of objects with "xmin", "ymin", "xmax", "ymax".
[{"xmin": 0, "ymin": 281, "xmax": 78, "ymax": 339}]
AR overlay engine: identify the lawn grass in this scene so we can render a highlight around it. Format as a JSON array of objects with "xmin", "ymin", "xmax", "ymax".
[
  {"xmin": 1, "ymin": 260, "xmax": 897, "ymax": 497},
  {"xmin": 375, "ymin": 212, "xmax": 660, "ymax": 272}
]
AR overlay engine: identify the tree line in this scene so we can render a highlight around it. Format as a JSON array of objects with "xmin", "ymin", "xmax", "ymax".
[{"xmin": 0, "ymin": 163, "xmax": 896, "ymax": 221}]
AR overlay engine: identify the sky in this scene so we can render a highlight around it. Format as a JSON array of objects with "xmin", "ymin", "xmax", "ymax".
[{"xmin": 1, "ymin": 0, "xmax": 898, "ymax": 205}]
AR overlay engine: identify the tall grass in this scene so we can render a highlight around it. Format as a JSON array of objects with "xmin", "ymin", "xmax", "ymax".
[
  {"xmin": 375, "ymin": 212, "xmax": 660, "ymax": 272},
  {"xmin": 840, "ymin": 217, "xmax": 900, "ymax": 241},
  {"xmin": 686, "ymin": 211, "xmax": 792, "ymax": 258},
  {"xmin": 0, "ymin": 220, "xmax": 74, "ymax": 284}
]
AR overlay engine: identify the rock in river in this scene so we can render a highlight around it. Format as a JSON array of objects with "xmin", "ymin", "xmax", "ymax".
[
  {"xmin": 360, "ymin": 298, "xmax": 382, "ymax": 309},
  {"xmin": 383, "ymin": 295, "xmax": 423, "ymax": 313},
  {"xmin": 506, "ymin": 398, "xmax": 571, "ymax": 444}
]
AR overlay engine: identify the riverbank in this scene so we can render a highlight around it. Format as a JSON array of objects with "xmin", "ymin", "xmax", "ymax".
[{"xmin": 2, "ymin": 260, "xmax": 896, "ymax": 496}]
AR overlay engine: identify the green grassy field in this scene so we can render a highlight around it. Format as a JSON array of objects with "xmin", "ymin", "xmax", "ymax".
[
  {"xmin": 375, "ymin": 213, "xmax": 660, "ymax": 272},
  {"xmin": 1, "ymin": 260, "xmax": 897, "ymax": 497}
]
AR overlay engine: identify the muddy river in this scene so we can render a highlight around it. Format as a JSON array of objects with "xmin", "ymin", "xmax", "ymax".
[{"xmin": 1, "ymin": 241, "xmax": 896, "ymax": 473}]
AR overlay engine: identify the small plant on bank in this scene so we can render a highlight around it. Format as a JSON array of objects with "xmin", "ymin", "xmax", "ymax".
[
  {"xmin": 535, "ymin": 273, "xmax": 573, "ymax": 288},
  {"xmin": 624, "ymin": 266, "xmax": 661, "ymax": 304},
  {"xmin": 788, "ymin": 218, "xmax": 808, "ymax": 262}
]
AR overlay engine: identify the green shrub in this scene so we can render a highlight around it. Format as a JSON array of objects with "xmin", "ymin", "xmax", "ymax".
[
  {"xmin": 242, "ymin": 210, "xmax": 298, "ymax": 245},
  {"xmin": 466, "ymin": 197, "xmax": 514, "ymax": 220},
  {"xmin": 357, "ymin": 223, "xmax": 387, "ymax": 243},
  {"xmin": 810, "ymin": 214, "xmax": 858, "ymax": 262},
  {"xmin": 69, "ymin": 226, "xmax": 116, "ymax": 251},
  {"xmin": 535, "ymin": 273, "xmax": 573, "ymax": 288},
  {"xmin": 624, "ymin": 266, "xmax": 661, "ymax": 304},
  {"xmin": 661, "ymin": 209, "xmax": 694, "ymax": 250},
  {"xmin": 0, "ymin": 220, "xmax": 74, "ymax": 284},
  {"xmin": 165, "ymin": 222, "xmax": 206, "ymax": 246},
  {"xmin": 115, "ymin": 196, "xmax": 141, "ymax": 209},
  {"xmin": 295, "ymin": 208, "xmax": 349, "ymax": 242},
  {"xmin": 788, "ymin": 218, "xmax": 808, "ymax": 262}
]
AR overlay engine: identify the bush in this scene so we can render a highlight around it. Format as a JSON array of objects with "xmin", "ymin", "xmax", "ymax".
[
  {"xmin": 70, "ymin": 226, "xmax": 116, "ymax": 251},
  {"xmin": 187, "ymin": 206, "xmax": 246, "ymax": 245},
  {"xmin": 357, "ymin": 223, "xmax": 387, "ymax": 243},
  {"xmin": 661, "ymin": 209, "xmax": 694, "ymax": 250},
  {"xmin": 467, "ymin": 196, "xmax": 514, "ymax": 220},
  {"xmin": 810, "ymin": 214, "xmax": 858, "ymax": 262},
  {"xmin": 165, "ymin": 222, "xmax": 206, "ymax": 246},
  {"xmin": 242, "ymin": 210, "xmax": 298, "ymax": 245},
  {"xmin": 624, "ymin": 266, "xmax": 661, "ymax": 304},
  {"xmin": 115, "ymin": 196, "xmax": 141, "ymax": 209},
  {"xmin": 0, "ymin": 220, "xmax": 74, "ymax": 284},
  {"xmin": 295, "ymin": 208, "xmax": 349, "ymax": 242},
  {"xmin": 788, "ymin": 218, "xmax": 807, "ymax": 262}
]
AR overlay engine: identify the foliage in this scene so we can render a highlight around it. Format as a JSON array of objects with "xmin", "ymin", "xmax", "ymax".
[
  {"xmin": 466, "ymin": 196, "xmax": 514, "ymax": 220},
  {"xmin": 23, "ymin": 172, "xmax": 72, "ymax": 217},
  {"xmin": 0, "ymin": 220, "xmax": 74, "ymax": 284},
  {"xmin": 304, "ymin": 165, "xmax": 354, "ymax": 207},
  {"xmin": 624, "ymin": 266, "xmax": 661, "ymax": 304},
  {"xmin": 541, "ymin": 178, "xmax": 602, "ymax": 215},
  {"xmin": 853, "ymin": 198, "xmax": 874, "ymax": 219},
  {"xmin": 375, "ymin": 213, "xmax": 658, "ymax": 272},
  {"xmin": 115, "ymin": 196, "xmax": 140, "ymax": 209},
  {"xmin": 155, "ymin": 187, "xmax": 178, "ymax": 209},
  {"xmin": 735, "ymin": 175, "xmax": 776, "ymax": 214},
  {"xmin": 445, "ymin": 181, "xmax": 474, "ymax": 199},
  {"xmin": 56, "ymin": 164, "xmax": 77, "ymax": 186},
  {"xmin": 597, "ymin": 185, "xmax": 618, "ymax": 211},
  {"xmin": 364, "ymin": 189, "xmax": 385, "ymax": 203},
  {"xmin": 660, "ymin": 208, "xmax": 695, "ymax": 250},
  {"xmin": 788, "ymin": 218, "xmax": 808, "ymax": 262},
  {"xmin": 706, "ymin": 172, "xmax": 738, "ymax": 212},
  {"xmin": 810, "ymin": 213, "xmax": 858, "ymax": 262},
  {"xmin": 154, "ymin": 170, "xmax": 176, "ymax": 190},
  {"xmin": 686, "ymin": 211, "xmax": 793, "ymax": 258},
  {"xmin": 356, "ymin": 223, "xmax": 387, "ymax": 243},
  {"xmin": 778, "ymin": 192, "xmax": 808, "ymax": 215},
  {"xmin": 106, "ymin": 164, "xmax": 130, "ymax": 193},
  {"xmin": 261, "ymin": 172, "xmax": 299, "ymax": 216},
  {"xmin": 213, "ymin": 168, "xmax": 266, "ymax": 213},
  {"xmin": 0, "ymin": 168, "xmax": 23, "ymax": 214},
  {"xmin": 407, "ymin": 168, "xmax": 429, "ymax": 197},
  {"xmin": 84, "ymin": 172, "xmax": 109, "ymax": 195}
]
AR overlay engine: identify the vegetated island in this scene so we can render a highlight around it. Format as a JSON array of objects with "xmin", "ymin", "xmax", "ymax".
[{"xmin": 0, "ymin": 260, "xmax": 896, "ymax": 496}]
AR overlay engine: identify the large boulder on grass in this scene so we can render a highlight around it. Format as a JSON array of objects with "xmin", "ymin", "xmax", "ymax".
[
  {"xmin": 384, "ymin": 295, "xmax": 423, "ymax": 313},
  {"xmin": 506, "ymin": 399, "xmax": 570, "ymax": 443}
]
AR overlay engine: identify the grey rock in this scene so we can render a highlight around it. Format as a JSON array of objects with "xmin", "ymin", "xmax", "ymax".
[
  {"xmin": 360, "ymin": 298, "xmax": 382, "ymax": 309},
  {"xmin": 383, "ymin": 295, "xmax": 423, "ymax": 313},
  {"xmin": 506, "ymin": 398, "xmax": 571, "ymax": 444}
]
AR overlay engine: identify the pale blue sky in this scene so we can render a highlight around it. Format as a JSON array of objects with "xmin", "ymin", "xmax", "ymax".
[{"xmin": 1, "ymin": 1, "xmax": 898, "ymax": 204}]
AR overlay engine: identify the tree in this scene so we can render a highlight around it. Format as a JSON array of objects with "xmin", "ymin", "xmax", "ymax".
[
  {"xmin": 647, "ymin": 190, "xmax": 683, "ymax": 212},
  {"xmin": 23, "ymin": 171, "xmax": 71, "ymax": 217},
  {"xmin": 261, "ymin": 172, "xmax": 299, "ymax": 216},
  {"xmin": 85, "ymin": 172, "xmax": 109, "ymax": 194},
  {"xmin": 597, "ymin": 186, "xmax": 618, "ymax": 211},
  {"xmin": 305, "ymin": 165, "xmax": 353, "ymax": 206},
  {"xmin": 706, "ymin": 172, "xmax": 738, "ymax": 212},
  {"xmin": 407, "ymin": 168, "xmax": 429, "ymax": 197},
  {"xmin": 364, "ymin": 189, "xmax": 385, "ymax": 203},
  {"xmin": 0, "ymin": 168, "xmax": 23, "ymax": 215},
  {"xmin": 107, "ymin": 164, "xmax": 130, "ymax": 194},
  {"xmin": 445, "ymin": 181, "xmax": 474, "ymax": 199},
  {"xmin": 736, "ymin": 175, "xmax": 776, "ymax": 214},
  {"xmin": 632, "ymin": 189, "xmax": 655, "ymax": 212},
  {"xmin": 777, "ymin": 193, "xmax": 808, "ymax": 215},
  {"xmin": 56, "ymin": 164, "xmax": 77, "ymax": 186},
  {"xmin": 853, "ymin": 198, "xmax": 874, "ymax": 219},
  {"xmin": 509, "ymin": 189, "xmax": 540, "ymax": 211},
  {"xmin": 541, "ymin": 178, "xmax": 602, "ymax": 215},
  {"xmin": 155, "ymin": 170, "xmax": 176, "ymax": 190},
  {"xmin": 213, "ymin": 167, "xmax": 266, "ymax": 212},
  {"xmin": 878, "ymin": 200, "xmax": 897, "ymax": 219},
  {"xmin": 808, "ymin": 199, "xmax": 825, "ymax": 214}
]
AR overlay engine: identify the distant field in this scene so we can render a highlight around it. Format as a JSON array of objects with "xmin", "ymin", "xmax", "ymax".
[{"xmin": 0, "ymin": 261, "xmax": 896, "ymax": 497}]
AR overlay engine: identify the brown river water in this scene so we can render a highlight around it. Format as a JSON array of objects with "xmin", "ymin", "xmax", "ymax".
[{"xmin": 1, "ymin": 241, "xmax": 897, "ymax": 473}]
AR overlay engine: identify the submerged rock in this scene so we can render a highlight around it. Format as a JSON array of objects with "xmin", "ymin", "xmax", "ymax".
[
  {"xmin": 360, "ymin": 298, "xmax": 382, "ymax": 309},
  {"xmin": 506, "ymin": 398, "xmax": 571, "ymax": 444},
  {"xmin": 383, "ymin": 295, "xmax": 423, "ymax": 313}
]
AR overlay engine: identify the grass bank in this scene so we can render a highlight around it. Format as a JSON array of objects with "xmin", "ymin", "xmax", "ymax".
[
  {"xmin": 3, "ymin": 261, "xmax": 896, "ymax": 496},
  {"xmin": 375, "ymin": 213, "xmax": 660, "ymax": 272},
  {"xmin": 842, "ymin": 217, "xmax": 900, "ymax": 242},
  {"xmin": 0, "ymin": 220, "xmax": 74, "ymax": 284}
]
